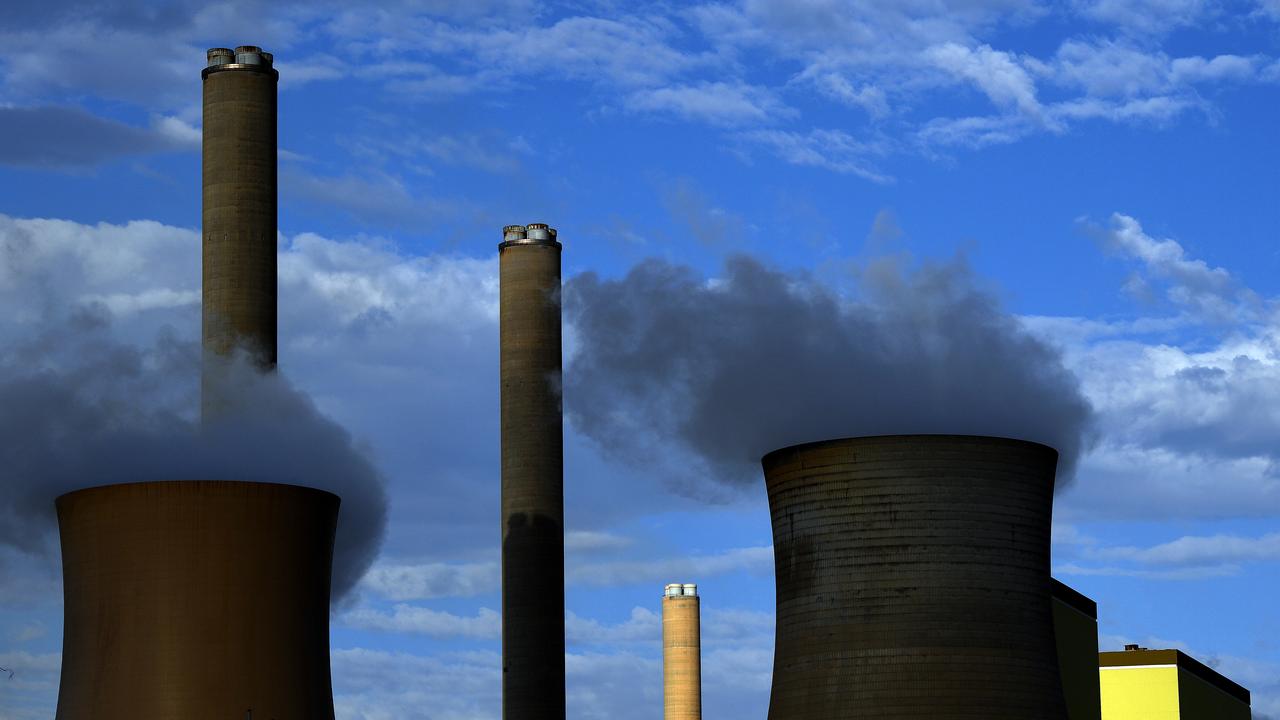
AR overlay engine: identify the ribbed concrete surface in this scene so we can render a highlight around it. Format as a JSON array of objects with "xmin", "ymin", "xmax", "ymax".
[
  {"xmin": 499, "ymin": 239, "xmax": 565, "ymax": 719},
  {"xmin": 663, "ymin": 595, "xmax": 702, "ymax": 720},
  {"xmin": 55, "ymin": 481, "xmax": 338, "ymax": 720},
  {"xmin": 762, "ymin": 435, "xmax": 1067, "ymax": 719},
  {"xmin": 202, "ymin": 64, "xmax": 277, "ymax": 369}
]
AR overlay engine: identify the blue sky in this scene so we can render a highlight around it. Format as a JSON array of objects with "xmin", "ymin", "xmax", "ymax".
[{"xmin": 1, "ymin": 1, "xmax": 1279, "ymax": 718}]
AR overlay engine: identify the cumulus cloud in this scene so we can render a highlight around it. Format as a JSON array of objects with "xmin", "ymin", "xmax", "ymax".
[{"xmin": 565, "ymin": 253, "xmax": 1094, "ymax": 489}]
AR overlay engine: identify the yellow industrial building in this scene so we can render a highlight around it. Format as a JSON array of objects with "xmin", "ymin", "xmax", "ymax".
[{"xmin": 1099, "ymin": 646, "xmax": 1251, "ymax": 719}]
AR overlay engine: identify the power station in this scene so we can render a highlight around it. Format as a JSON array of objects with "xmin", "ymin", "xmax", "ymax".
[
  {"xmin": 761, "ymin": 435, "xmax": 1068, "ymax": 719},
  {"xmin": 663, "ymin": 583, "xmax": 702, "ymax": 720},
  {"xmin": 54, "ymin": 46, "xmax": 340, "ymax": 720},
  {"xmin": 40, "ymin": 42, "xmax": 1258, "ymax": 720},
  {"xmin": 499, "ymin": 223, "xmax": 566, "ymax": 719}
]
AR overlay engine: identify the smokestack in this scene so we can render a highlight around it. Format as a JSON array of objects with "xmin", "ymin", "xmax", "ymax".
[
  {"xmin": 761, "ymin": 435, "xmax": 1068, "ymax": 719},
  {"xmin": 663, "ymin": 583, "xmax": 702, "ymax": 720},
  {"xmin": 202, "ymin": 44, "xmax": 278, "ymax": 410},
  {"xmin": 54, "ymin": 481, "xmax": 338, "ymax": 720},
  {"xmin": 499, "ymin": 223, "xmax": 565, "ymax": 719}
]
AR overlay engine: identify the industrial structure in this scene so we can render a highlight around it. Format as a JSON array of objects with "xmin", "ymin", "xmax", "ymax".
[
  {"xmin": 1099, "ymin": 646, "xmax": 1251, "ymax": 719},
  {"xmin": 54, "ymin": 46, "xmax": 342, "ymax": 720},
  {"xmin": 663, "ymin": 583, "xmax": 702, "ymax": 720},
  {"xmin": 202, "ymin": 44, "xmax": 278, "ymax": 416},
  {"xmin": 55, "ymin": 481, "xmax": 339, "ymax": 719},
  {"xmin": 761, "ymin": 435, "xmax": 1068, "ymax": 719},
  {"xmin": 1052, "ymin": 579, "xmax": 1103, "ymax": 720},
  {"xmin": 499, "ymin": 223, "xmax": 566, "ymax": 719}
]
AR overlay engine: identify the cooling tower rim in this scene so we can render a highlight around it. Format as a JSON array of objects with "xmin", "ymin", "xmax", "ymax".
[
  {"xmin": 55, "ymin": 479, "xmax": 340, "ymax": 508},
  {"xmin": 202, "ymin": 64, "xmax": 280, "ymax": 80},
  {"xmin": 761, "ymin": 433, "xmax": 1058, "ymax": 469}
]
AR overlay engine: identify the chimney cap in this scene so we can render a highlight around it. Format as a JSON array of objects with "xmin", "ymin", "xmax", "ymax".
[
  {"xmin": 664, "ymin": 582, "xmax": 698, "ymax": 597},
  {"xmin": 499, "ymin": 222, "xmax": 560, "ymax": 250},
  {"xmin": 203, "ymin": 45, "xmax": 278, "ymax": 79}
]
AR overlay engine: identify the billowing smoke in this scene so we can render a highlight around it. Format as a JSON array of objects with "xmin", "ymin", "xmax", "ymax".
[
  {"xmin": 0, "ymin": 305, "xmax": 387, "ymax": 602},
  {"xmin": 564, "ymin": 254, "xmax": 1094, "ymax": 489}
]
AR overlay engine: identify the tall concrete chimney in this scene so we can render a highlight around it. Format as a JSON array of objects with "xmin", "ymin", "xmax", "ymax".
[
  {"xmin": 663, "ymin": 583, "xmax": 702, "ymax": 720},
  {"xmin": 54, "ymin": 481, "xmax": 338, "ymax": 719},
  {"xmin": 202, "ymin": 44, "xmax": 278, "ymax": 411},
  {"xmin": 761, "ymin": 435, "xmax": 1068, "ymax": 719},
  {"xmin": 499, "ymin": 223, "xmax": 565, "ymax": 719}
]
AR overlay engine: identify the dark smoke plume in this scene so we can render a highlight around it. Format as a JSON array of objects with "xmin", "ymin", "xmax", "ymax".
[
  {"xmin": 0, "ymin": 305, "xmax": 386, "ymax": 603},
  {"xmin": 564, "ymin": 254, "xmax": 1094, "ymax": 489}
]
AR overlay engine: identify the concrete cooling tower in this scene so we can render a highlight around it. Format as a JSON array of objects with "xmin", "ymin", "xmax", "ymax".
[
  {"xmin": 499, "ymin": 223, "xmax": 566, "ymax": 719},
  {"xmin": 761, "ymin": 435, "xmax": 1068, "ymax": 719},
  {"xmin": 663, "ymin": 583, "xmax": 703, "ymax": 720},
  {"xmin": 54, "ymin": 481, "xmax": 338, "ymax": 720}
]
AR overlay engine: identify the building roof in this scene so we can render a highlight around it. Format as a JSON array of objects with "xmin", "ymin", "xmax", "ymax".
[
  {"xmin": 1099, "ymin": 648, "xmax": 1251, "ymax": 705},
  {"xmin": 1050, "ymin": 577, "xmax": 1097, "ymax": 619}
]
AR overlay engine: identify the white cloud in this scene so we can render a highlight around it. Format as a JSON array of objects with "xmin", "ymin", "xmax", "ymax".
[
  {"xmin": 798, "ymin": 71, "xmax": 889, "ymax": 117},
  {"xmin": 565, "ymin": 530, "xmax": 633, "ymax": 553},
  {"xmin": 0, "ymin": 650, "xmax": 60, "ymax": 720},
  {"xmin": 339, "ymin": 604, "xmax": 501, "ymax": 639},
  {"xmin": 0, "ymin": 214, "xmax": 198, "ymax": 327},
  {"xmin": 627, "ymin": 82, "xmax": 795, "ymax": 127},
  {"xmin": 281, "ymin": 169, "xmax": 466, "ymax": 230},
  {"xmin": 1095, "ymin": 531, "xmax": 1280, "ymax": 566},
  {"xmin": 917, "ymin": 113, "xmax": 1035, "ymax": 148},
  {"xmin": 1050, "ymin": 40, "xmax": 1173, "ymax": 97},
  {"xmin": 568, "ymin": 545, "xmax": 774, "ymax": 587},
  {"xmin": 1170, "ymin": 55, "xmax": 1263, "ymax": 84},
  {"xmin": 332, "ymin": 647, "xmax": 500, "ymax": 720},
  {"xmin": 567, "ymin": 607, "xmax": 660, "ymax": 645},
  {"xmin": 1073, "ymin": 0, "xmax": 1210, "ymax": 33},
  {"xmin": 737, "ymin": 128, "xmax": 891, "ymax": 183},
  {"xmin": 8, "ymin": 622, "xmax": 46, "ymax": 644},
  {"xmin": 926, "ymin": 42, "xmax": 1045, "ymax": 118},
  {"xmin": 1097, "ymin": 213, "xmax": 1242, "ymax": 318},
  {"xmin": 1048, "ymin": 94, "xmax": 1194, "ymax": 124},
  {"xmin": 360, "ymin": 561, "xmax": 499, "ymax": 600},
  {"xmin": 1053, "ymin": 560, "xmax": 1238, "ymax": 580},
  {"xmin": 566, "ymin": 651, "xmax": 662, "ymax": 720}
]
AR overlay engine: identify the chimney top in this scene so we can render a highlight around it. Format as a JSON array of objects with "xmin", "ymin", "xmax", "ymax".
[
  {"xmin": 204, "ymin": 45, "xmax": 278, "ymax": 79},
  {"xmin": 499, "ymin": 222, "xmax": 560, "ymax": 250},
  {"xmin": 664, "ymin": 583, "xmax": 698, "ymax": 597}
]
